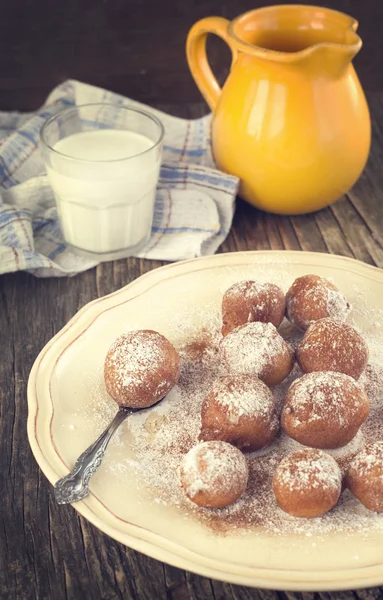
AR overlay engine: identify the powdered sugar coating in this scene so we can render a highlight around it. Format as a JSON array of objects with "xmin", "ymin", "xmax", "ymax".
[
  {"xmin": 221, "ymin": 322, "xmax": 294, "ymax": 387},
  {"xmin": 104, "ymin": 329, "xmax": 180, "ymax": 408},
  {"xmin": 180, "ymin": 441, "xmax": 249, "ymax": 508},
  {"xmin": 326, "ymin": 288, "xmax": 350, "ymax": 321},
  {"xmin": 273, "ymin": 448, "xmax": 342, "ymax": 517},
  {"xmin": 346, "ymin": 441, "xmax": 383, "ymax": 512},
  {"xmin": 199, "ymin": 375, "xmax": 279, "ymax": 452},
  {"xmin": 275, "ymin": 449, "xmax": 341, "ymax": 492},
  {"xmin": 286, "ymin": 275, "xmax": 350, "ymax": 330},
  {"xmin": 297, "ymin": 318, "xmax": 368, "ymax": 380},
  {"xmin": 222, "ymin": 280, "xmax": 285, "ymax": 336},
  {"xmin": 348, "ymin": 442, "xmax": 383, "ymax": 478},
  {"xmin": 282, "ymin": 371, "xmax": 370, "ymax": 449},
  {"xmin": 209, "ymin": 375, "xmax": 274, "ymax": 418}
]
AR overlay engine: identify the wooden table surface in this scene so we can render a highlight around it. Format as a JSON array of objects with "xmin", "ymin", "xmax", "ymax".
[{"xmin": 1, "ymin": 0, "xmax": 383, "ymax": 598}]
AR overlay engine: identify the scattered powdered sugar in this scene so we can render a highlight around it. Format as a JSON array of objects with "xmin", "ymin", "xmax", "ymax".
[
  {"xmin": 77, "ymin": 276, "xmax": 383, "ymax": 538},
  {"xmin": 180, "ymin": 441, "xmax": 248, "ymax": 498},
  {"xmin": 221, "ymin": 321, "xmax": 287, "ymax": 376},
  {"xmin": 271, "ymin": 362, "xmax": 303, "ymax": 415},
  {"xmin": 78, "ymin": 371, "xmax": 125, "ymax": 443},
  {"xmin": 274, "ymin": 449, "xmax": 341, "ymax": 493},
  {"xmin": 210, "ymin": 375, "xmax": 273, "ymax": 418},
  {"xmin": 271, "ymin": 428, "xmax": 365, "ymax": 469},
  {"xmin": 325, "ymin": 429, "xmax": 364, "ymax": 460}
]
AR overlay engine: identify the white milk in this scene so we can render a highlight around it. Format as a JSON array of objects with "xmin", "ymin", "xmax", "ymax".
[{"xmin": 46, "ymin": 129, "xmax": 161, "ymax": 255}]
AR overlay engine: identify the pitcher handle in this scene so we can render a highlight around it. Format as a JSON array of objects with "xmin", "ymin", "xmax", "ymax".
[{"xmin": 186, "ymin": 17, "xmax": 235, "ymax": 111}]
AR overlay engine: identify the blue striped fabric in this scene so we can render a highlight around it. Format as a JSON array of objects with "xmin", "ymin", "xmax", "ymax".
[{"xmin": 0, "ymin": 80, "xmax": 239, "ymax": 277}]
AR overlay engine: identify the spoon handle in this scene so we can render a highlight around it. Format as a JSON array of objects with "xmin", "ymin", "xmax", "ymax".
[{"xmin": 54, "ymin": 407, "xmax": 133, "ymax": 505}]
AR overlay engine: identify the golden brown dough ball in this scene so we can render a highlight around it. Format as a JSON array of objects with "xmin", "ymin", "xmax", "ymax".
[
  {"xmin": 272, "ymin": 448, "xmax": 342, "ymax": 517},
  {"xmin": 345, "ymin": 441, "xmax": 383, "ymax": 512},
  {"xmin": 179, "ymin": 441, "xmax": 249, "ymax": 508},
  {"xmin": 286, "ymin": 274, "xmax": 350, "ymax": 330},
  {"xmin": 199, "ymin": 375, "xmax": 278, "ymax": 452},
  {"xmin": 281, "ymin": 372, "xmax": 369, "ymax": 449},
  {"xmin": 296, "ymin": 318, "xmax": 368, "ymax": 380},
  {"xmin": 221, "ymin": 321, "xmax": 294, "ymax": 387},
  {"xmin": 104, "ymin": 329, "xmax": 180, "ymax": 408},
  {"xmin": 325, "ymin": 430, "xmax": 364, "ymax": 483},
  {"xmin": 222, "ymin": 280, "xmax": 285, "ymax": 336}
]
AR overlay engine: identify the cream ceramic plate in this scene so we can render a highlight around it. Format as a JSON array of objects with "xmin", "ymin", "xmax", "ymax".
[{"xmin": 27, "ymin": 251, "xmax": 383, "ymax": 591}]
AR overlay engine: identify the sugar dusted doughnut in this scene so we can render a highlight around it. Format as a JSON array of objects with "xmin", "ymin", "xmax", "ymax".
[
  {"xmin": 104, "ymin": 329, "xmax": 180, "ymax": 408},
  {"xmin": 221, "ymin": 321, "xmax": 294, "ymax": 387},
  {"xmin": 346, "ymin": 441, "xmax": 383, "ymax": 512},
  {"xmin": 222, "ymin": 280, "xmax": 285, "ymax": 336},
  {"xmin": 325, "ymin": 429, "xmax": 365, "ymax": 479},
  {"xmin": 286, "ymin": 274, "xmax": 350, "ymax": 330},
  {"xmin": 296, "ymin": 318, "xmax": 368, "ymax": 380},
  {"xmin": 281, "ymin": 372, "xmax": 369, "ymax": 449},
  {"xmin": 199, "ymin": 375, "xmax": 278, "ymax": 452},
  {"xmin": 180, "ymin": 441, "xmax": 249, "ymax": 508},
  {"xmin": 272, "ymin": 448, "xmax": 342, "ymax": 517}
]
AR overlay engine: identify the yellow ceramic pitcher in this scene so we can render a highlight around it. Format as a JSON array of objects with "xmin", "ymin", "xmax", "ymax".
[{"xmin": 186, "ymin": 5, "xmax": 371, "ymax": 215}]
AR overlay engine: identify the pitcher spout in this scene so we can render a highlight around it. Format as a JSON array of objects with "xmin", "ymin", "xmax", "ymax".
[
  {"xmin": 228, "ymin": 6, "xmax": 362, "ymax": 77},
  {"xmin": 301, "ymin": 19, "xmax": 362, "ymax": 78}
]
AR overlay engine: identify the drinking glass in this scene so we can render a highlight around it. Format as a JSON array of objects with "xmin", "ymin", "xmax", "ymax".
[{"xmin": 40, "ymin": 103, "xmax": 164, "ymax": 260}]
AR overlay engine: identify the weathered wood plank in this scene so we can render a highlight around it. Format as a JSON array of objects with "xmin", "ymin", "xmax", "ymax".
[
  {"xmin": 185, "ymin": 572, "xmax": 216, "ymax": 600},
  {"xmin": 290, "ymin": 215, "xmax": 327, "ymax": 253},
  {"xmin": 275, "ymin": 217, "xmax": 302, "ymax": 251},
  {"xmin": 164, "ymin": 565, "xmax": 190, "ymax": 600},
  {"xmin": 314, "ymin": 206, "xmax": 354, "ymax": 259},
  {"xmin": 330, "ymin": 198, "xmax": 383, "ymax": 267}
]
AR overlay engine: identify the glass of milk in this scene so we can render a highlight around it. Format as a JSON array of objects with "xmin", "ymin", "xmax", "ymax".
[{"xmin": 40, "ymin": 103, "xmax": 164, "ymax": 260}]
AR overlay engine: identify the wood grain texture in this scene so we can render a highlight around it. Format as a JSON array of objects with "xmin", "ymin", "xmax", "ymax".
[{"xmin": 1, "ymin": 0, "xmax": 383, "ymax": 598}]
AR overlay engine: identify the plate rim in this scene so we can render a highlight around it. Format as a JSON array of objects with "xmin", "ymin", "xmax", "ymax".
[{"xmin": 27, "ymin": 250, "xmax": 383, "ymax": 591}]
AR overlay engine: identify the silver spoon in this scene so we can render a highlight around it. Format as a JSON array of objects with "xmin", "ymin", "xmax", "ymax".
[{"xmin": 54, "ymin": 397, "xmax": 164, "ymax": 505}]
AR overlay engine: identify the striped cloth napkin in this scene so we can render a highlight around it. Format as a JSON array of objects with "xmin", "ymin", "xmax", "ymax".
[{"xmin": 0, "ymin": 80, "xmax": 239, "ymax": 277}]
